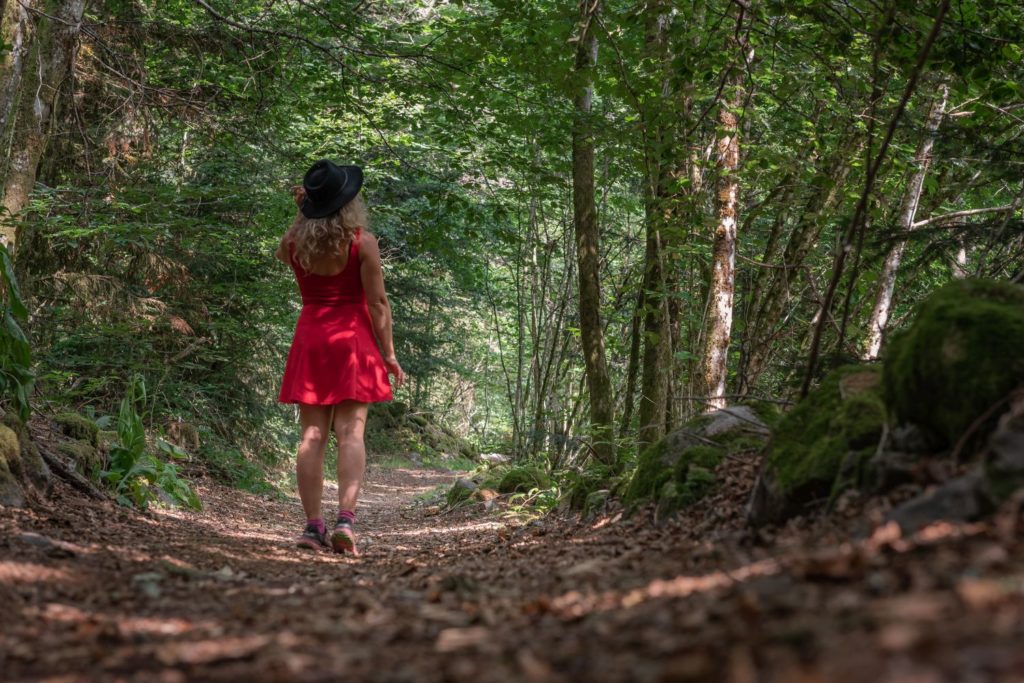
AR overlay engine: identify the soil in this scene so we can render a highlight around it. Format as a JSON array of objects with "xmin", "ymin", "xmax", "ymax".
[{"xmin": 1, "ymin": 459, "xmax": 1023, "ymax": 683}]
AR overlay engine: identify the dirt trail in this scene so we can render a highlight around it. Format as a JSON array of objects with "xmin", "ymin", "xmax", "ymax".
[{"xmin": 1, "ymin": 465, "xmax": 1023, "ymax": 683}]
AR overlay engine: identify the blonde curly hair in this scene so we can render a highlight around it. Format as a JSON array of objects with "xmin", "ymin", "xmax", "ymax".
[{"xmin": 289, "ymin": 195, "xmax": 368, "ymax": 271}]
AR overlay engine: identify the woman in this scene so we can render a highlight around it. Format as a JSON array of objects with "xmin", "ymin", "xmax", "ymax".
[{"xmin": 277, "ymin": 159, "xmax": 404, "ymax": 555}]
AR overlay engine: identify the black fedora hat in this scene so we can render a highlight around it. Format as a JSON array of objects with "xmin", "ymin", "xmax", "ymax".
[{"xmin": 300, "ymin": 159, "xmax": 363, "ymax": 219}]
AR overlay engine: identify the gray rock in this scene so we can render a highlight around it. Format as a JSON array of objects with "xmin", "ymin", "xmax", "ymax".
[
  {"xmin": 888, "ymin": 424, "xmax": 931, "ymax": 454},
  {"xmin": 984, "ymin": 399, "xmax": 1024, "ymax": 501},
  {"xmin": 701, "ymin": 406, "xmax": 770, "ymax": 438},
  {"xmin": 479, "ymin": 453, "xmax": 509, "ymax": 465},
  {"xmin": 453, "ymin": 477, "xmax": 477, "ymax": 492},
  {"xmin": 886, "ymin": 471, "xmax": 993, "ymax": 534},
  {"xmin": 865, "ymin": 450, "xmax": 920, "ymax": 492}
]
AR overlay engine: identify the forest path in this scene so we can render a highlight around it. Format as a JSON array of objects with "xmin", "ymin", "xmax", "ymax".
[{"xmin": 2, "ymin": 465, "xmax": 1023, "ymax": 682}]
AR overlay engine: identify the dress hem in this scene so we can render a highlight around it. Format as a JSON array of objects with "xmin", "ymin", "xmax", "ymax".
[{"xmin": 278, "ymin": 394, "xmax": 393, "ymax": 406}]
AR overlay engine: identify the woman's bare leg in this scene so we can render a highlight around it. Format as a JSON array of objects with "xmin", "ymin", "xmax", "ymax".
[
  {"xmin": 332, "ymin": 400, "xmax": 368, "ymax": 513},
  {"xmin": 296, "ymin": 404, "xmax": 332, "ymax": 520}
]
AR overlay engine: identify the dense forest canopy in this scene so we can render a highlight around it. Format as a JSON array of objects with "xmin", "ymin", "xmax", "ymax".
[{"xmin": 1, "ymin": 0, "xmax": 1022, "ymax": 480}]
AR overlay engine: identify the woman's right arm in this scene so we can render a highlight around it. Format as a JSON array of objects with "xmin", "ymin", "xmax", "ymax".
[{"xmin": 359, "ymin": 232, "xmax": 405, "ymax": 388}]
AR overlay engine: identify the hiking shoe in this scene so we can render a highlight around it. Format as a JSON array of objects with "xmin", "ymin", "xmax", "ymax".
[
  {"xmin": 296, "ymin": 523, "xmax": 327, "ymax": 552},
  {"xmin": 330, "ymin": 520, "xmax": 358, "ymax": 556}
]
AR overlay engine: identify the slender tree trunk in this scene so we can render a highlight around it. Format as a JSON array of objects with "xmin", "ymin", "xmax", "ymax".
[
  {"xmin": 0, "ymin": 0, "xmax": 37, "ymax": 149},
  {"xmin": 637, "ymin": 208, "xmax": 670, "ymax": 448},
  {"xmin": 619, "ymin": 285, "xmax": 643, "ymax": 438},
  {"xmin": 863, "ymin": 84, "xmax": 949, "ymax": 359},
  {"xmin": 697, "ymin": 19, "xmax": 749, "ymax": 412},
  {"xmin": 636, "ymin": 1, "xmax": 673, "ymax": 450},
  {"xmin": 571, "ymin": 0, "xmax": 614, "ymax": 466},
  {"xmin": 0, "ymin": 0, "xmax": 85, "ymax": 252}
]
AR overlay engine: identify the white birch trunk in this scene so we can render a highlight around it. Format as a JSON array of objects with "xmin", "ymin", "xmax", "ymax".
[
  {"xmin": 699, "ymin": 39, "xmax": 749, "ymax": 412},
  {"xmin": 863, "ymin": 84, "xmax": 949, "ymax": 359}
]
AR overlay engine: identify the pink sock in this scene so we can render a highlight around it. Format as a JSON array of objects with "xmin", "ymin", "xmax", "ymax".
[
  {"xmin": 308, "ymin": 518, "xmax": 326, "ymax": 535},
  {"xmin": 337, "ymin": 510, "xmax": 356, "ymax": 524}
]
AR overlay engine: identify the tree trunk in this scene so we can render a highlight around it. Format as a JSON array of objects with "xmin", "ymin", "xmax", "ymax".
[
  {"xmin": 635, "ymin": 0, "xmax": 674, "ymax": 450},
  {"xmin": 863, "ymin": 84, "xmax": 948, "ymax": 359},
  {"xmin": 0, "ymin": 0, "xmax": 37, "ymax": 150},
  {"xmin": 697, "ymin": 24, "xmax": 749, "ymax": 412},
  {"xmin": 618, "ymin": 286, "xmax": 643, "ymax": 438},
  {"xmin": 571, "ymin": 0, "xmax": 614, "ymax": 466},
  {"xmin": 637, "ymin": 215, "xmax": 670, "ymax": 449},
  {"xmin": 0, "ymin": 0, "xmax": 85, "ymax": 252}
]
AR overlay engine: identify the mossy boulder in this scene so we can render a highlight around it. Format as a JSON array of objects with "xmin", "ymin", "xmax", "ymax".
[
  {"xmin": 57, "ymin": 440, "xmax": 101, "ymax": 475},
  {"xmin": 884, "ymin": 279, "xmax": 1024, "ymax": 450},
  {"xmin": 748, "ymin": 366, "xmax": 885, "ymax": 527},
  {"xmin": 54, "ymin": 412, "xmax": 100, "ymax": 448},
  {"xmin": 496, "ymin": 464, "xmax": 552, "ymax": 494},
  {"xmin": 2, "ymin": 414, "xmax": 50, "ymax": 492},
  {"xmin": 446, "ymin": 477, "xmax": 478, "ymax": 507},
  {"xmin": 625, "ymin": 406, "xmax": 770, "ymax": 513},
  {"xmin": 0, "ymin": 424, "xmax": 25, "ymax": 507}
]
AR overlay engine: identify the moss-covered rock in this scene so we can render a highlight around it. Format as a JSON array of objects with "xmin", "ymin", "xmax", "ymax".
[
  {"xmin": 748, "ymin": 366, "xmax": 885, "ymax": 527},
  {"xmin": 54, "ymin": 412, "xmax": 100, "ymax": 448},
  {"xmin": 2, "ymin": 414, "xmax": 50, "ymax": 491},
  {"xmin": 625, "ymin": 406, "xmax": 769, "ymax": 514},
  {"xmin": 496, "ymin": 465, "xmax": 552, "ymax": 494},
  {"xmin": 57, "ymin": 440, "xmax": 101, "ymax": 474},
  {"xmin": 0, "ymin": 424, "xmax": 25, "ymax": 507},
  {"xmin": 884, "ymin": 279, "xmax": 1024, "ymax": 449},
  {"xmin": 446, "ymin": 477, "xmax": 478, "ymax": 507}
]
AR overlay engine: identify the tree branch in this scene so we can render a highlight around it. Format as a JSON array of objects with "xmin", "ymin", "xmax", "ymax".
[{"xmin": 912, "ymin": 204, "xmax": 1016, "ymax": 228}]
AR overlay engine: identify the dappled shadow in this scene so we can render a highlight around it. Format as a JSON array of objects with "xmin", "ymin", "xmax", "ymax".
[{"xmin": 3, "ymin": 463, "xmax": 1023, "ymax": 683}]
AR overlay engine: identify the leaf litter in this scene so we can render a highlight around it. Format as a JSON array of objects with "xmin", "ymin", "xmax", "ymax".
[{"xmin": 0, "ymin": 460, "xmax": 1022, "ymax": 682}]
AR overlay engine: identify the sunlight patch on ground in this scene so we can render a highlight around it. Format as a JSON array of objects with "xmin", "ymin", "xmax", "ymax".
[
  {"xmin": 547, "ymin": 557, "xmax": 784, "ymax": 619},
  {"xmin": 21, "ymin": 603, "xmax": 212, "ymax": 639},
  {"xmin": 373, "ymin": 520, "xmax": 505, "ymax": 539},
  {"xmin": 0, "ymin": 561, "xmax": 75, "ymax": 585}
]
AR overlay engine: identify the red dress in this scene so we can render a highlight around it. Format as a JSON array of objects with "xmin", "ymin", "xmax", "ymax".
[{"xmin": 278, "ymin": 229, "xmax": 394, "ymax": 405}]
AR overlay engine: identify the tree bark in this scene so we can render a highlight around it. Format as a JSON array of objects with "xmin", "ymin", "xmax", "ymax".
[
  {"xmin": 618, "ymin": 286, "xmax": 643, "ymax": 438},
  {"xmin": 0, "ymin": 0, "xmax": 85, "ymax": 253},
  {"xmin": 0, "ymin": 0, "xmax": 37, "ymax": 151},
  {"xmin": 863, "ymin": 83, "xmax": 948, "ymax": 359},
  {"xmin": 571, "ymin": 0, "xmax": 615, "ymax": 466},
  {"xmin": 697, "ymin": 19, "xmax": 749, "ymax": 412},
  {"xmin": 635, "ymin": 0, "xmax": 676, "ymax": 449}
]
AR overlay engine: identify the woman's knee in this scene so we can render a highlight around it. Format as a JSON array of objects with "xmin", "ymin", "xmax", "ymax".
[
  {"xmin": 299, "ymin": 426, "xmax": 328, "ymax": 451},
  {"xmin": 334, "ymin": 422, "xmax": 365, "ymax": 444}
]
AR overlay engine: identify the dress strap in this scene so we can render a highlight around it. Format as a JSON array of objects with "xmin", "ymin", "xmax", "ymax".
[{"xmin": 352, "ymin": 228, "xmax": 361, "ymax": 256}]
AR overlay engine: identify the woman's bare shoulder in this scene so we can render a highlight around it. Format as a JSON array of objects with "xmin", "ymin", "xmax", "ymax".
[{"xmin": 357, "ymin": 229, "xmax": 380, "ymax": 253}]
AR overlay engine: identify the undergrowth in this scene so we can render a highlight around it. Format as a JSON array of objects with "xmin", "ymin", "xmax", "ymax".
[{"xmin": 99, "ymin": 376, "xmax": 202, "ymax": 511}]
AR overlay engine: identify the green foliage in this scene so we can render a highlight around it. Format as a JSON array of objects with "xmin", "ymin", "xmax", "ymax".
[
  {"xmin": 202, "ymin": 446, "xmax": 277, "ymax": 496},
  {"xmin": 884, "ymin": 280, "xmax": 1024, "ymax": 448},
  {"xmin": 100, "ymin": 376, "xmax": 201, "ymax": 511},
  {"xmin": 0, "ymin": 244, "xmax": 32, "ymax": 421}
]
